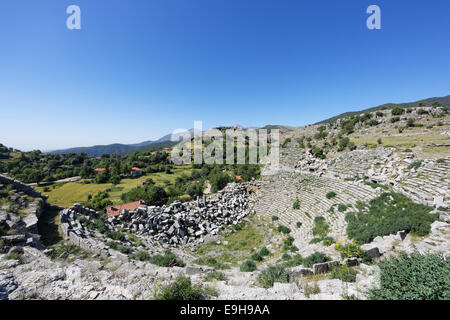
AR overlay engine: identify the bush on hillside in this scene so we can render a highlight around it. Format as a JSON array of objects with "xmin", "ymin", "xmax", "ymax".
[
  {"xmin": 303, "ymin": 252, "xmax": 331, "ymax": 268},
  {"xmin": 150, "ymin": 250, "xmax": 185, "ymax": 267},
  {"xmin": 391, "ymin": 107, "xmax": 405, "ymax": 116},
  {"xmin": 292, "ymin": 198, "xmax": 300, "ymax": 209},
  {"xmin": 330, "ymin": 264, "xmax": 357, "ymax": 283},
  {"xmin": 277, "ymin": 225, "xmax": 291, "ymax": 234},
  {"xmin": 312, "ymin": 216, "xmax": 330, "ymax": 239},
  {"xmin": 345, "ymin": 192, "xmax": 437, "ymax": 244},
  {"xmin": 369, "ymin": 253, "xmax": 450, "ymax": 300},
  {"xmin": 258, "ymin": 265, "xmax": 291, "ymax": 288},
  {"xmin": 240, "ymin": 260, "xmax": 257, "ymax": 272},
  {"xmin": 154, "ymin": 275, "xmax": 216, "ymax": 300}
]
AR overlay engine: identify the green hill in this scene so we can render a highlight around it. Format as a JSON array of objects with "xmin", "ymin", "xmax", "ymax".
[{"xmin": 315, "ymin": 95, "xmax": 450, "ymax": 125}]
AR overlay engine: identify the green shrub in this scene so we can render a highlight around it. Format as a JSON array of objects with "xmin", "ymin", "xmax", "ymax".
[
  {"xmin": 4, "ymin": 252, "xmax": 24, "ymax": 264},
  {"xmin": 77, "ymin": 216, "xmax": 88, "ymax": 224},
  {"xmin": 107, "ymin": 231, "xmax": 125, "ymax": 241},
  {"xmin": 282, "ymin": 236, "xmax": 297, "ymax": 251},
  {"xmin": 259, "ymin": 247, "xmax": 270, "ymax": 256},
  {"xmin": 369, "ymin": 253, "xmax": 450, "ymax": 300},
  {"xmin": 271, "ymin": 216, "xmax": 279, "ymax": 221},
  {"xmin": 232, "ymin": 223, "xmax": 243, "ymax": 231},
  {"xmin": 366, "ymin": 119, "xmax": 379, "ymax": 127},
  {"xmin": 330, "ymin": 264, "xmax": 357, "ymax": 283},
  {"xmin": 193, "ymin": 256, "xmax": 228, "ymax": 270},
  {"xmin": 281, "ymin": 254, "xmax": 303, "ymax": 267},
  {"xmin": 345, "ymin": 192, "xmax": 437, "ymax": 244},
  {"xmin": 282, "ymin": 253, "xmax": 291, "ymax": 261},
  {"xmin": 116, "ymin": 245, "xmax": 132, "ymax": 254},
  {"xmin": 322, "ymin": 236, "xmax": 334, "ymax": 246},
  {"xmin": 335, "ymin": 241, "xmax": 365, "ymax": 259},
  {"xmin": 408, "ymin": 161, "xmax": 422, "ymax": 170},
  {"xmin": 296, "ymin": 221, "xmax": 302, "ymax": 228},
  {"xmin": 391, "ymin": 107, "xmax": 405, "ymax": 116},
  {"xmin": 364, "ymin": 181, "xmax": 389, "ymax": 190},
  {"xmin": 251, "ymin": 252, "xmax": 263, "ymax": 262},
  {"xmin": 131, "ymin": 250, "xmax": 149, "ymax": 261},
  {"xmin": 277, "ymin": 225, "xmax": 291, "ymax": 234},
  {"xmin": 326, "ymin": 191, "xmax": 336, "ymax": 199},
  {"xmin": 284, "ymin": 236, "xmax": 294, "ymax": 246},
  {"xmin": 303, "ymin": 252, "xmax": 330, "ymax": 268},
  {"xmin": 281, "ymin": 138, "xmax": 292, "ymax": 148},
  {"xmin": 0, "ymin": 190, "xmax": 9, "ymax": 198},
  {"xmin": 150, "ymin": 251, "xmax": 185, "ymax": 267},
  {"xmin": 106, "ymin": 241, "xmax": 118, "ymax": 250},
  {"xmin": 292, "ymin": 198, "xmax": 300, "ymax": 209},
  {"xmin": 258, "ymin": 265, "xmax": 291, "ymax": 288},
  {"xmin": 154, "ymin": 275, "xmax": 215, "ymax": 300},
  {"xmin": 417, "ymin": 108, "xmax": 429, "ymax": 115},
  {"xmin": 309, "ymin": 238, "xmax": 321, "ymax": 244},
  {"xmin": 205, "ymin": 271, "xmax": 226, "ymax": 282},
  {"xmin": 240, "ymin": 260, "xmax": 257, "ymax": 272},
  {"xmin": 337, "ymin": 204, "xmax": 347, "ymax": 212},
  {"xmin": 311, "ymin": 146, "xmax": 326, "ymax": 159},
  {"xmin": 127, "ymin": 232, "xmax": 143, "ymax": 246},
  {"xmin": 312, "ymin": 216, "xmax": 330, "ymax": 239}
]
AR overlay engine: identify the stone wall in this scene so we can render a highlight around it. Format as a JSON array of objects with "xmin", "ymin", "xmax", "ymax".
[
  {"xmin": 0, "ymin": 174, "xmax": 44, "ymax": 199},
  {"xmin": 60, "ymin": 207, "xmax": 128, "ymax": 262}
]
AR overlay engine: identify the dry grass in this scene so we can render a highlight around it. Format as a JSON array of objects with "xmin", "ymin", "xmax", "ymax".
[{"xmin": 350, "ymin": 124, "xmax": 450, "ymax": 158}]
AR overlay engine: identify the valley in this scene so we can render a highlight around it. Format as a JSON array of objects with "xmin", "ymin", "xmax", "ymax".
[{"xmin": 1, "ymin": 99, "xmax": 449, "ymax": 300}]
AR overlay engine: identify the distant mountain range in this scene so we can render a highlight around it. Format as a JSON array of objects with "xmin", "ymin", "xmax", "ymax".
[
  {"xmin": 49, "ymin": 130, "xmax": 188, "ymax": 157},
  {"xmin": 40, "ymin": 94, "xmax": 450, "ymax": 157},
  {"xmin": 315, "ymin": 95, "xmax": 450, "ymax": 125}
]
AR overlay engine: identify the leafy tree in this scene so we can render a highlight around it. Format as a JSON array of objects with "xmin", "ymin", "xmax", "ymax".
[
  {"xmin": 95, "ymin": 170, "xmax": 110, "ymax": 184},
  {"xmin": 391, "ymin": 106, "xmax": 405, "ymax": 115},
  {"xmin": 209, "ymin": 171, "xmax": 231, "ymax": 193}
]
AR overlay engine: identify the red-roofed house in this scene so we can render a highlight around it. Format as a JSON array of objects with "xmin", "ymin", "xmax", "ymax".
[
  {"xmin": 236, "ymin": 175, "xmax": 242, "ymax": 181},
  {"xmin": 94, "ymin": 168, "xmax": 106, "ymax": 173},
  {"xmin": 106, "ymin": 200, "xmax": 146, "ymax": 217},
  {"xmin": 131, "ymin": 167, "xmax": 143, "ymax": 178}
]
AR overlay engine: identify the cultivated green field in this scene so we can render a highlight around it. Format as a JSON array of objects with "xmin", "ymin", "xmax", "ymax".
[{"xmin": 36, "ymin": 165, "xmax": 193, "ymax": 207}]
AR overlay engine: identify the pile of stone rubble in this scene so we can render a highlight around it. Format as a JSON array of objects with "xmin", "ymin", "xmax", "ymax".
[{"xmin": 63, "ymin": 182, "xmax": 250, "ymax": 250}]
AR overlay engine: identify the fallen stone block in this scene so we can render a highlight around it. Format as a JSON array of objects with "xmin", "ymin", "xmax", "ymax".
[
  {"xmin": 1, "ymin": 234, "xmax": 26, "ymax": 245},
  {"xmin": 313, "ymin": 261, "xmax": 340, "ymax": 274},
  {"xmin": 345, "ymin": 258, "xmax": 359, "ymax": 267},
  {"xmin": 364, "ymin": 247, "xmax": 381, "ymax": 259},
  {"xmin": 397, "ymin": 230, "xmax": 407, "ymax": 241},
  {"xmin": 290, "ymin": 266, "xmax": 313, "ymax": 277}
]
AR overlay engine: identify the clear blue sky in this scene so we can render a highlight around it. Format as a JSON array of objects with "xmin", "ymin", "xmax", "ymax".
[{"xmin": 1, "ymin": 0, "xmax": 449, "ymax": 151}]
